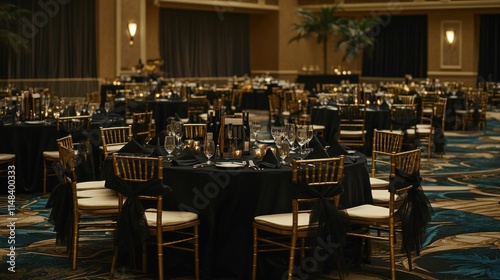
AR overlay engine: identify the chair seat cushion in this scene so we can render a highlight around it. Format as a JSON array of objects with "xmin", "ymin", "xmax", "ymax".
[
  {"xmin": 77, "ymin": 188, "xmax": 117, "ymax": 198},
  {"xmin": 43, "ymin": 150, "xmax": 60, "ymax": 160},
  {"xmin": 339, "ymin": 130, "xmax": 366, "ymax": 136},
  {"xmin": 0, "ymin": 153, "xmax": 15, "ymax": 161},
  {"xmin": 78, "ymin": 196, "xmax": 119, "ymax": 209},
  {"xmin": 144, "ymin": 209, "xmax": 198, "ymax": 226},
  {"xmin": 370, "ymin": 177, "xmax": 389, "ymax": 188},
  {"xmin": 371, "ymin": 189, "xmax": 390, "ymax": 203},
  {"xmin": 76, "ymin": 180, "xmax": 106, "ymax": 190},
  {"xmin": 99, "ymin": 145, "xmax": 125, "ymax": 153},
  {"xmin": 345, "ymin": 204, "xmax": 389, "ymax": 220},
  {"xmin": 254, "ymin": 212, "xmax": 311, "ymax": 229}
]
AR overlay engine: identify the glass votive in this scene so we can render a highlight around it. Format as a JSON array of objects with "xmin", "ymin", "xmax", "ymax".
[
  {"xmin": 233, "ymin": 150, "xmax": 242, "ymax": 159},
  {"xmin": 184, "ymin": 139, "xmax": 194, "ymax": 148},
  {"xmin": 253, "ymin": 148, "xmax": 263, "ymax": 159}
]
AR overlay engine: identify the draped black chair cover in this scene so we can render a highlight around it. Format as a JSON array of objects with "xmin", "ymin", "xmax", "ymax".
[{"xmin": 389, "ymin": 169, "xmax": 433, "ymax": 256}]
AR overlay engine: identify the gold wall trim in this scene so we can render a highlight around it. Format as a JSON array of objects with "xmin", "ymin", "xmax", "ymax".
[
  {"xmin": 427, "ymin": 71, "xmax": 477, "ymax": 77},
  {"xmin": 300, "ymin": 0, "xmax": 500, "ymax": 11},
  {"xmin": 154, "ymin": 0, "xmax": 279, "ymax": 12}
]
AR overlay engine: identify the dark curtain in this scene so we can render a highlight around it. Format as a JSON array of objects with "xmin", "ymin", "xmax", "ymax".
[
  {"xmin": 159, "ymin": 8, "xmax": 250, "ymax": 78},
  {"xmin": 0, "ymin": 0, "xmax": 97, "ymax": 79},
  {"xmin": 478, "ymin": 15, "xmax": 500, "ymax": 83},
  {"xmin": 362, "ymin": 15, "xmax": 427, "ymax": 78}
]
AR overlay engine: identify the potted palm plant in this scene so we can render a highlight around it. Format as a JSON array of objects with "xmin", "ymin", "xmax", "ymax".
[
  {"xmin": 289, "ymin": 5, "xmax": 343, "ymax": 74},
  {"xmin": 290, "ymin": 5, "xmax": 380, "ymax": 72},
  {"xmin": 336, "ymin": 16, "xmax": 381, "ymax": 62}
]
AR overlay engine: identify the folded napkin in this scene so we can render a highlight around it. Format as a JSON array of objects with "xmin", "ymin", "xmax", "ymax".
[
  {"xmin": 305, "ymin": 147, "xmax": 330, "ymax": 160},
  {"xmin": 307, "ymin": 135, "xmax": 329, "ymax": 153},
  {"xmin": 257, "ymin": 148, "xmax": 282, "ymax": 169},
  {"xmin": 147, "ymin": 130, "xmax": 167, "ymax": 146},
  {"xmin": 149, "ymin": 138, "xmax": 167, "ymax": 157},
  {"xmin": 171, "ymin": 148, "xmax": 202, "ymax": 166},
  {"xmin": 327, "ymin": 140, "xmax": 348, "ymax": 157},
  {"xmin": 117, "ymin": 139, "xmax": 152, "ymax": 155}
]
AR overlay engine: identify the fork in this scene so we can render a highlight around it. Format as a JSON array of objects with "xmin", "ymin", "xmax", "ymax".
[{"xmin": 249, "ymin": 160, "xmax": 261, "ymax": 171}]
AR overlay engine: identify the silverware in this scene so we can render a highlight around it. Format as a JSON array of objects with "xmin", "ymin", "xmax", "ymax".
[{"xmin": 249, "ymin": 160, "xmax": 261, "ymax": 171}]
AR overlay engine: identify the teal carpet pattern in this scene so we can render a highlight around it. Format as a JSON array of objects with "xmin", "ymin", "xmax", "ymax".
[{"xmin": 1, "ymin": 114, "xmax": 500, "ymax": 279}]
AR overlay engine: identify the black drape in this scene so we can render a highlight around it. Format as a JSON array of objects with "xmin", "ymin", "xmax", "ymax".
[
  {"xmin": 478, "ymin": 14, "xmax": 500, "ymax": 83},
  {"xmin": 159, "ymin": 8, "xmax": 250, "ymax": 78},
  {"xmin": 362, "ymin": 15, "xmax": 427, "ymax": 78},
  {"xmin": 0, "ymin": 0, "xmax": 97, "ymax": 79}
]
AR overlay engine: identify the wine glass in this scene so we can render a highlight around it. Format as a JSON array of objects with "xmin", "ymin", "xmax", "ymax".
[
  {"xmin": 164, "ymin": 135, "xmax": 176, "ymax": 162},
  {"xmin": 285, "ymin": 123, "xmax": 296, "ymax": 152},
  {"xmin": 204, "ymin": 140, "xmax": 215, "ymax": 165},
  {"xmin": 173, "ymin": 121, "xmax": 184, "ymax": 149},
  {"xmin": 278, "ymin": 142, "xmax": 290, "ymax": 165},
  {"xmin": 305, "ymin": 125, "xmax": 314, "ymax": 151},
  {"xmin": 104, "ymin": 102, "xmax": 110, "ymax": 116},
  {"xmin": 296, "ymin": 127, "xmax": 308, "ymax": 155},
  {"xmin": 271, "ymin": 126, "xmax": 283, "ymax": 140},
  {"xmin": 250, "ymin": 121, "xmax": 261, "ymax": 147}
]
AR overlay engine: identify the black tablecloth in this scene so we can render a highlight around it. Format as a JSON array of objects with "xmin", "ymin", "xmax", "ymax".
[
  {"xmin": 311, "ymin": 106, "xmax": 391, "ymax": 154},
  {"xmin": 160, "ymin": 153, "xmax": 371, "ymax": 279},
  {"xmin": 0, "ymin": 124, "xmax": 58, "ymax": 193}
]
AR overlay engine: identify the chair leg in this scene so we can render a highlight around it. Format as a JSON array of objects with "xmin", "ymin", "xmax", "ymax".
[
  {"xmin": 194, "ymin": 225, "xmax": 200, "ymax": 280},
  {"xmin": 43, "ymin": 160, "xmax": 48, "ymax": 194},
  {"xmin": 389, "ymin": 223, "xmax": 396, "ymax": 280},
  {"xmin": 110, "ymin": 245, "xmax": 119, "ymax": 279},
  {"xmin": 157, "ymin": 237, "xmax": 164, "ymax": 279},
  {"xmin": 72, "ymin": 223, "xmax": 79, "ymax": 270},
  {"xmin": 287, "ymin": 236, "xmax": 298, "ymax": 280}
]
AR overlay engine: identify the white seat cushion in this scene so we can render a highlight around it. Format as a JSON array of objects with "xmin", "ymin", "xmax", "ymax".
[
  {"xmin": 0, "ymin": 154, "xmax": 15, "ymax": 161},
  {"xmin": 76, "ymin": 180, "xmax": 106, "ymax": 190},
  {"xmin": 43, "ymin": 150, "xmax": 59, "ymax": 160},
  {"xmin": 370, "ymin": 177, "xmax": 389, "ymax": 188},
  {"xmin": 254, "ymin": 212, "xmax": 311, "ymax": 229},
  {"xmin": 372, "ymin": 189, "xmax": 403, "ymax": 204},
  {"xmin": 339, "ymin": 130, "xmax": 366, "ymax": 136},
  {"xmin": 345, "ymin": 204, "xmax": 389, "ymax": 220},
  {"xmin": 77, "ymin": 188, "xmax": 117, "ymax": 198},
  {"xmin": 416, "ymin": 124, "xmax": 431, "ymax": 130},
  {"xmin": 78, "ymin": 196, "xmax": 120, "ymax": 209},
  {"xmin": 144, "ymin": 209, "xmax": 198, "ymax": 226},
  {"xmin": 99, "ymin": 144, "xmax": 125, "ymax": 153}
]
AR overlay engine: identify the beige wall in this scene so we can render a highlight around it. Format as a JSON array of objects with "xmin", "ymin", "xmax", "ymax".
[{"xmin": 96, "ymin": 1, "xmax": 500, "ymax": 87}]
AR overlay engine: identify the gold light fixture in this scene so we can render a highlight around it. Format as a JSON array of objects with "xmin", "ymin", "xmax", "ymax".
[
  {"xmin": 127, "ymin": 22, "xmax": 137, "ymax": 45},
  {"xmin": 446, "ymin": 29, "xmax": 455, "ymax": 44}
]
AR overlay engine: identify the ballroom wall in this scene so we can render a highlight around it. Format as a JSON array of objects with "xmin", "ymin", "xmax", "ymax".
[{"xmin": 97, "ymin": 0, "xmax": 500, "ymax": 87}]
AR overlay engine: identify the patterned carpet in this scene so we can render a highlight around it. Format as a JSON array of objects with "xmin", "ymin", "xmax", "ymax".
[{"xmin": 0, "ymin": 112, "xmax": 499, "ymax": 279}]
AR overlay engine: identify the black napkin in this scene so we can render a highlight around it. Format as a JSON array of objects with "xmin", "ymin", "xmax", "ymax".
[
  {"xmin": 302, "ymin": 136, "xmax": 327, "ymax": 159},
  {"xmin": 257, "ymin": 148, "xmax": 282, "ymax": 169},
  {"xmin": 147, "ymin": 130, "xmax": 167, "ymax": 146},
  {"xmin": 0, "ymin": 115, "xmax": 14, "ymax": 125},
  {"xmin": 117, "ymin": 139, "xmax": 151, "ymax": 155},
  {"xmin": 327, "ymin": 140, "xmax": 348, "ymax": 157},
  {"xmin": 171, "ymin": 148, "xmax": 201, "ymax": 166},
  {"xmin": 149, "ymin": 138, "xmax": 166, "ymax": 157}
]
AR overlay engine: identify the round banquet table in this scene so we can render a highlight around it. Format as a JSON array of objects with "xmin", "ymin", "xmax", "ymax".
[
  {"xmin": 0, "ymin": 123, "xmax": 58, "ymax": 193},
  {"xmin": 311, "ymin": 105, "xmax": 391, "ymax": 155},
  {"xmin": 162, "ymin": 152, "xmax": 372, "ymax": 279}
]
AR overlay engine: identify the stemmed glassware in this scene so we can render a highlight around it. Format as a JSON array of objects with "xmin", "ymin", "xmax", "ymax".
[
  {"xmin": 204, "ymin": 140, "xmax": 215, "ymax": 165},
  {"xmin": 305, "ymin": 125, "xmax": 314, "ymax": 152},
  {"xmin": 285, "ymin": 123, "xmax": 296, "ymax": 153},
  {"xmin": 164, "ymin": 135, "xmax": 176, "ymax": 162},
  {"xmin": 296, "ymin": 127, "xmax": 308, "ymax": 156},
  {"xmin": 271, "ymin": 126, "xmax": 284, "ymax": 140},
  {"xmin": 104, "ymin": 102, "xmax": 110, "ymax": 116},
  {"xmin": 250, "ymin": 121, "xmax": 261, "ymax": 147},
  {"xmin": 278, "ymin": 142, "xmax": 290, "ymax": 165},
  {"xmin": 173, "ymin": 121, "xmax": 183, "ymax": 149}
]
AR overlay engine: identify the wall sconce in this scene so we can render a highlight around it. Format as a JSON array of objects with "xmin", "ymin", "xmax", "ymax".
[
  {"xmin": 446, "ymin": 29, "xmax": 455, "ymax": 44},
  {"xmin": 127, "ymin": 22, "xmax": 137, "ymax": 45}
]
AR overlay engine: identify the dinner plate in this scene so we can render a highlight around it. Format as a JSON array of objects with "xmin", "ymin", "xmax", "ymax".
[
  {"xmin": 215, "ymin": 162, "xmax": 246, "ymax": 168},
  {"xmin": 24, "ymin": 120, "xmax": 45, "ymax": 125},
  {"xmin": 258, "ymin": 139, "xmax": 275, "ymax": 144}
]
